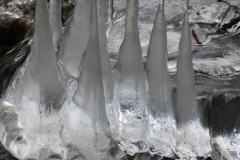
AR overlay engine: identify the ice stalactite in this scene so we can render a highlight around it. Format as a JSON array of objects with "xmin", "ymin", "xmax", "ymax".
[
  {"xmin": 96, "ymin": 0, "xmax": 115, "ymax": 130},
  {"xmin": 145, "ymin": 0, "xmax": 176, "ymax": 157},
  {"xmin": 72, "ymin": 0, "xmax": 126, "ymax": 159},
  {"xmin": 61, "ymin": 0, "xmax": 92, "ymax": 78},
  {"xmin": 175, "ymin": 0, "xmax": 211, "ymax": 158},
  {"xmin": 116, "ymin": 0, "xmax": 148, "ymax": 155},
  {"xmin": 49, "ymin": 0, "xmax": 62, "ymax": 53}
]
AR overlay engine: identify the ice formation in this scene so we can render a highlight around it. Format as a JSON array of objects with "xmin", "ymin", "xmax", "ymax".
[
  {"xmin": 49, "ymin": 0, "xmax": 62, "ymax": 53},
  {"xmin": 175, "ymin": 0, "xmax": 211, "ymax": 158},
  {"xmin": 145, "ymin": 0, "xmax": 176, "ymax": 157},
  {"xmin": 61, "ymin": 0, "xmax": 91, "ymax": 78},
  {"xmin": 115, "ymin": 0, "xmax": 148, "ymax": 155},
  {"xmin": 1, "ymin": 0, "xmax": 240, "ymax": 159}
]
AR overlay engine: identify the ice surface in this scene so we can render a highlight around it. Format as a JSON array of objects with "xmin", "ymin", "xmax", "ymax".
[
  {"xmin": 145, "ymin": 1, "xmax": 176, "ymax": 157},
  {"xmin": 61, "ymin": 0, "xmax": 91, "ymax": 78},
  {"xmin": 175, "ymin": 0, "xmax": 211, "ymax": 158},
  {"xmin": 115, "ymin": 0, "xmax": 148, "ymax": 155}
]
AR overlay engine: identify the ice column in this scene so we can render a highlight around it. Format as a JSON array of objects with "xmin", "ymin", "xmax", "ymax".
[
  {"xmin": 61, "ymin": 0, "xmax": 91, "ymax": 78},
  {"xmin": 175, "ymin": 0, "xmax": 211, "ymax": 157},
  {"xmin": 49, "ymin": 0, "xmax": 62, "ymax": 53},
  {"xmin": 73, "ymin": 0, "xmax": 126, "ymax": 159},
  {"xmin": 116, "ymin": 0, "xmax": 148, "ymax": 155},
  {"xmin": 145, "ymin": 0, "xmax": 176, "ymax": 157}
]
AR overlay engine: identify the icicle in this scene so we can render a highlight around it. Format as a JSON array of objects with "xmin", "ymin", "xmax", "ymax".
[
  {"xmin": 116, "ymin": 0, "xmax": 148, "ymax": 155},
  {"xmin": 1, "ymin": 0, "xmax": 65, "ymax": 159},
  {"xmin": 32, "ymin": 0, "xmax": 64, "ymax": 110},
  {"xmin": 49, "ymin": 0, "xmax": 62, "ymax": 53},
  {"xmin": 61, "ymin": 0, "xmax": 92, "ymax": 78},
  {"xmin": 175, "ymin": 0, "xmax": 211, "ymax": 157},
  {"xmin": 107, "ymin": 0, "xmax": 113, "ymax": 23},
  {"xmin": 73, "ymin": 0, "xmax": 126, "ymax": 159},
  {"xmin": 145, "ymin": 0, "xmax": 176, "ymax": 156},
  {"xmin": 96, "ymin": 0, "xmax": 115, "ymax": 128}
]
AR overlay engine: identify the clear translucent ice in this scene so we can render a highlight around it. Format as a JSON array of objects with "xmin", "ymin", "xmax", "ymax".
[
  {"xmin": 175, "ymin": 0, "xmax": 211, "ymax": 158},
  {"xmin": 1, "ymin": 0, "xmax": 124, "ymax": 159},
  {"xmin": 1, "ymin": 0, "xmax": 238, "ymax": 159},
  {"xmin": 145, "ymin": 0, "xmax": 176, "ymax": 157},
  {"xmin": 2, "ymin": 0, "xmax": 65, "ymax": 159},
  {"xmin": 62, "ymin": 0, "xmax": 125, "ymax": 159}
]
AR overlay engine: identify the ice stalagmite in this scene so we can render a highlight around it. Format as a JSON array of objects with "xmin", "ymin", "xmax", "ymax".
[
  {"xmin": 145, "ymin": 0, "xmax": 175, "ymax": 156},
  {"xmin": 96, "ymin": 0, "xmax": 115, "ymax": 129},
  {"xmin": 175, "ymin": 0, "xmax": 211, "ymax": 157},
  {"xmin": 72, "ymin": 0, "xmax": 126, "ymax": 159},
  {"xmin": 61, "ymin": 0, "xmax": 91, "ymax": 78},
  {"xmin": 49, "ymin": 0, "xmax": 62, "ymax": 53},
  {"xmin": 116, "ymin": 0, "xmax": 148, "ymax": 155}
]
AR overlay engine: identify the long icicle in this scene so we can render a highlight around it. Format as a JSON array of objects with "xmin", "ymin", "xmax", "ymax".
[
  {"xmin": 145, "ymin": 0, "xmax": 176, "ymax": 156},
  {"xmin": 116, "ymin": 0, "xmax": 148, "ymax": 155},
  {"xmin": 61, "ymin": 0, "xmax": 92, "ymax": 78},
  {"xmin": 73, "ymin": 0, "xmax": 126, "ymax": 159},
  {"xmin": 175, "ymin": 0, "xmax": 211, "ymax": 158},
  {"xmin": 34, "ymin": 0, "xmax": 64, "ymax": 110}
]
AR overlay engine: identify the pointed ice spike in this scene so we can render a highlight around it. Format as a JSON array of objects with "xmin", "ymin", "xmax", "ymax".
[
  {"xmin": 61, "ymin": 0, "xmax": 92, "ymax": 78},
  {"xmin": 96, "ymin": 0, "xmax": 114, "ymax": 115},
  {"xmin": 175, "ymin": 0, "xmax": 211, "ymax": 157},
  {"xmin": 73, "ymin": 1, "xmax": 126, "ymax": 159},
  {"xmin": 1, "ymin": 0, "xmax": 65, "ymax": 158},
  {"xmin": 145, "ymin": 0, "xmax": 176, "ymax": 156},
  {"xmin": 49, "ymin": 0, "xmax": 62, "ymax": 53},
  {"xmin": 116, "ymin": 0, "xmax": 148, "ymax": 155}
]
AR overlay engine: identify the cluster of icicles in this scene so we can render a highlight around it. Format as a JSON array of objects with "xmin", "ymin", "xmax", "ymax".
[{"xmin": 0, "ymin": 0, "xmax": 214, "ymax": 159}]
